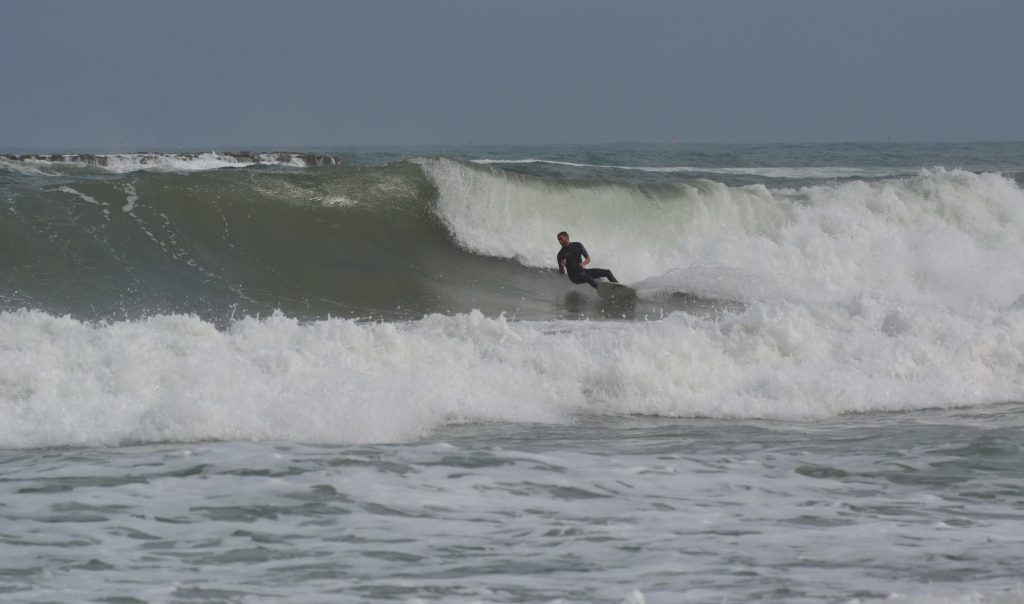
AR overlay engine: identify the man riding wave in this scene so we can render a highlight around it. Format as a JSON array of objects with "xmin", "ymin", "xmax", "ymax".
[{"xmin": 556, "ymin": 231, "xmax": 618, "ymax": 288}]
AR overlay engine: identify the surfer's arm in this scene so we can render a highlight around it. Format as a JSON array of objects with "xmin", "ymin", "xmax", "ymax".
[
  {"xmin": 558, "ymin": 258, "xmax": 567, "ymax": 274},
  {"xmin": 578, "ymin": 244, "xmax": 590, "ymax": 268}
]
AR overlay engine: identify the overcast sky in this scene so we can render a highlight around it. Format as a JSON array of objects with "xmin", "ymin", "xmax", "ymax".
[{"xmin": 2, "ymin": 0, "xmax": 1022, "ymax": 149}]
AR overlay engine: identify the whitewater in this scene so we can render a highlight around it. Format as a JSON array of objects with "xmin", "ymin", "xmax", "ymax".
[{"xmin": 2, "ymin": 143, "xmax": 1024, "ymax": 602}]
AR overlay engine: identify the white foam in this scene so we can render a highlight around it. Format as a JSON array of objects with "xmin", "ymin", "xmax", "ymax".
[
  {"xmin": 1, "ymin": 153, "xmax": 329, "ymax": 174},
  {"xmin": 472, "ymin": 158, "xmax": 592, "ymax": 168},
  {"xmin": 120, "ymin": 182, "xmax": 138, "ymax": 213},
  {"xmin": 0, "ymin": 157, "xmax": 49, "ymax": 175},
  {"xmin": 3, "ymin": 301, "xmax": 1024, "ymax": 448},
  {"xmin": 100, "ymin": 153, "xmax": 273, "ymax": 173},
  {"xmin": 421, "ymin": 159, "xmax": 1024, "ymax": 308},
  {"xmin": 470, "ymin": 157, "xmax": 912, "ymax": 179}
]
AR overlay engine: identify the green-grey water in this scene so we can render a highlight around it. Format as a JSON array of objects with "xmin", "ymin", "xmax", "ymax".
[{"xmin": 3, "ymin": 143, "xmax": 1024, "ymax": 602}]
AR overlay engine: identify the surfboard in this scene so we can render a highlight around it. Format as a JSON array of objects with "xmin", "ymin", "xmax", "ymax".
[{"xmin": 596, "ymin": 282, "xmax": 636, "ymax": 301}]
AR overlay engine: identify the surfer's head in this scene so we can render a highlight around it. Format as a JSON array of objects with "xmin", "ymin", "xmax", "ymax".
[{"xmin": 557, "ymin": 231, "xmax": 570, "ymax": 247}]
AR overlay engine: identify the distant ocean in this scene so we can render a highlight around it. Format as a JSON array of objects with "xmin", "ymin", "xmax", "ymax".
[{"xmin": 2, "ymin": 143, "xmax": 1024, "ymax": 602}]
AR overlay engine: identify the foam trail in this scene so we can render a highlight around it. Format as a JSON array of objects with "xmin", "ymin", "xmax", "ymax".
[{"xmin": 57, "ymin": 186, "xmax": 104, "ymax": 206}]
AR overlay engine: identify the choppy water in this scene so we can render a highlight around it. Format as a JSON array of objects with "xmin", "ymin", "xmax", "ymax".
[
  {"xmin": 3, "ymin": 143, "xmax": 1024, "ymax": 601},
  {"xmin": 3, "ymin": 407, "xmax": 1024, "ymax": 603}
]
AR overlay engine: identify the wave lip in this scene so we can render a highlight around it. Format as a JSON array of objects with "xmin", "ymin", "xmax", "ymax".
[
  {"xmin": 471, "ymin": 157, "xmax": 914, "ymax": 179},
  {"xmin": 0, "ymin": 151, "xmax": 341, "ymax": 174}
]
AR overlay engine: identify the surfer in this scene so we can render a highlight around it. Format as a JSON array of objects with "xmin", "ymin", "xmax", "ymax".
[{"xmin": 556, "ymin": 231, "xmax": 618, "ymax": 288}]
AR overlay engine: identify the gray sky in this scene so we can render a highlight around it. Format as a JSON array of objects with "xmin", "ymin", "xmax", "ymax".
[{"xmin": 2, "ymin": 0, "xmax": 1022, "ymax": 149}]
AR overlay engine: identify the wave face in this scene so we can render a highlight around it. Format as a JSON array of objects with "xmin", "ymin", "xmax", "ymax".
[
  {"xmin": 4, "ymin": 143, "xmax": 1024, "ymax": 447},
  {"xmin": 1, "ymin": 161, "xmax": 516, "ymax": 322}
]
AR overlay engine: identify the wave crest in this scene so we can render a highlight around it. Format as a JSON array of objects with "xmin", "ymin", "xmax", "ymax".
[{"xmin": 421, "ymin": 159, "xmax": 1024, "ymax": 307}]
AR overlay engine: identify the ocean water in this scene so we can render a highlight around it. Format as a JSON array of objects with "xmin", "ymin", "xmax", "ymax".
[{"xmin": 2, "ymin": 143, "xmax": 1024, "ymax": 602}]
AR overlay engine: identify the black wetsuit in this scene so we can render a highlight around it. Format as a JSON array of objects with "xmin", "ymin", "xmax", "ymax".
[{"xmin": 557, "ymin": 241, "xmax": 618, "ymax": 288}]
